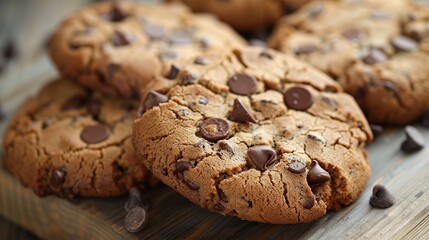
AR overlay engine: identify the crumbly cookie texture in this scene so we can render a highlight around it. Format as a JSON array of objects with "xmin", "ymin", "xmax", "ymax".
[
  {"xmin": 269, "ymin": 0, "xmax": 429, "ymax": 125},
  {"xmin": 49, "ymin": 1, "xmax": 245, "ymax": 99},
  {"xmin": 3, "ymin": 79, "xmax": 156, "ymax": 198},
  {"xmin": 133, "ymin": 47, "xmax": 372, "ymax": 224}
]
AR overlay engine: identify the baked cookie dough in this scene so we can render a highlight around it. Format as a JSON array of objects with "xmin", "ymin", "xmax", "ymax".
[
  {"xmin": 133, "ymin": 47, "xmax": 372, "ymax": 224},
  {"xmin": 167, "ymin": 0, "xmax": 322, "ymax": 32},
  {"xmin": 3, "ymin": 79, "xmax": 156, "ymax": 198},
  {"xmin": 269, "ymin": 0, "xmax": 429, "ymax": 125},
  {"xmin": 49, "ymin": 1, "xmax": 245, "ymax": 98}
]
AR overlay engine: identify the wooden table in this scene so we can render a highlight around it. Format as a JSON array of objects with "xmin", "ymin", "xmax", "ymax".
[{"xmin": 1, "ymin": 0, "xmax": 429, "ymax": 239}]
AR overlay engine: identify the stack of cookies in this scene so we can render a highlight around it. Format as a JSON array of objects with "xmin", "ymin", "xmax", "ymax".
[{"xmin": 6, "ymin": 0, "xmax": 427, "ymax": 226}]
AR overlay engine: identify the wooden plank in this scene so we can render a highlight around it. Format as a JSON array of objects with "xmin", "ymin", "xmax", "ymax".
[{"xmin": 1, "ymin": 0, "xmax": 429, "ymax": 239}]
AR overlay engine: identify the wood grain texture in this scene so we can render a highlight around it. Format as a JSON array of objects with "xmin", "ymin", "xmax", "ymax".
[{"xmin": 1, "ymin": 0, "xmax": 429, "ymax": 239}]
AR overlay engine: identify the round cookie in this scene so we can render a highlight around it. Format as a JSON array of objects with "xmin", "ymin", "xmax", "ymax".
[
  {"xmin": 133, "ymin": 47, "xmax": 372, "ymax": 224},
  {"xmin": 49, "ymin": 1, "xmax": 246, "ymax": 99},
  {"xmin": 269, "ymin": 0, "xmax": 429, "ymax": 125},
  {"xmin": 3, "ymin": 79, "xmax": 156, "ymax": 198}
]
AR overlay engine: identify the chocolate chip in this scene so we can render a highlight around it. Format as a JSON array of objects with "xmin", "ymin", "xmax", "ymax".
[
  {"xmin": 302, "ymin": 196, "xmax": 315, "ymax": 209},
  {"xmin": 214, "ymin": 203, "xmax": 225, "ymax": 212},
  {"xmin": 165, "ymin": 64, "xmax": 180, "ymax": 79},
  {"xmin": 107, "ymin": 63, "xmax": 120, "ymax": 80},
  {"xmin": 198, "ymin": 96, "xmax": 208, "ymax": 105},
  {"xmin": 161, "ymin": 168, "xmax": 168, "ymax": 176},
  {"xmin": 218, "ymin": 142, "xmax": 234, "ymax": 156},
  {"xmin": 284, "ymin": 86, "xmax": 313, "ymax": 111},
  {"xmin": 49, "ymin": 169, "xmax": 66, "ymax": 189},
  {"xmin": 142, "ymin": 91, "xmax": 169, "ymax": 113},
  {"xmin": 308, "ymin": 3, "xmax": 324, "ymax": 18},
  {"xmin": 175, "ymin": 161, "xmax": 193, "ymax": 173},
  {"xmin": 401, "ymin": 126, "xmax": 425, "ymax": 153},
  {"xmin": 181, "ymin": 73, "xmax": 198, "ymax": 85},
  {"xmin": 307, "ymin": 161, "xmax": 330, "ymax": 184},
  {"xmin": 125, "ymin": 188, "xmax": 148, "ymax": 212},
  {"xmin": 86, "ymin": 99, "xmax": 102, "ymax": 119},
  {"xmin": 160, "ymin": 50, "xmax": 178, "ymax": 60},
  {"xmin": 294, "ymin": 44, "xmax": 319, "ymax": 55},
  {"xmin": 370, "ymin": 185, "xmax": 395, "ymax": 209},
  {"xmin": 61, "ymin": 95, "xmax": 87, "ymax": 111},
  {"xmin": 168, "ymin": 32, "xmax": 192, "ymax": 45},
  {"xmin": 228, "ymin": 98, "xmax": 257, "ymax": 123},
  {"xmin": 341, "ymin": 28, "xmax": 364, "ymax": 42},
  {"xmin": 287, "ymin": 155, "xmax": 306, "ymax": 174},
  {"xmin": 194, "ymin": 56, "xmax": 209, "ymax": 65},
  {"xmin": 3, "ymin": 41, "xmax": 18, "ymax": 60},
  {"xmin": 103, "ymin": 4, "xmax": 128, "ymax": 22},
  {"xmin": 370, "ymin": 124, "xmax": 384, "ymax": 138},
  {"xmin": 392, "ymin": 36, "xmax": 417, "ymax": 52},
  {"xmin": 228, "ymin": 73, "xmax": 257, "ymax": 96},
  {"xmin": 111, "ymin": 30, "xmax": 131, "ymax": 46},
  {"xmin": 199, "ymin": 118, "xmax": 229, "ymax": 142},
  {"xmin": 363, "ymin": 49, "xmax": 387, "ymax": 65},
  {"xmin": 183, "ymin": 179, "xmax": 200, "ymax": 190},
  {"xmin": 247, "ymin": 146, "xmax": 277, "ymax": 171},
  {"xmin": 124, "ymin": 207, "xmax": 147, "ymax": 233},
  {"xmin": 259, "ymin": 50, "xmax": 273, "ymax": 59},
  {"xmin": 144, "ymin": 23, "xmax": 165, "ymax": 39},
  {"xmin": 80, "ymin": 124, "xmax": 111, "ymax": 144},
  {"xmin": 219, "ymin": 189, "xmax": 228, "ymax": 202}
]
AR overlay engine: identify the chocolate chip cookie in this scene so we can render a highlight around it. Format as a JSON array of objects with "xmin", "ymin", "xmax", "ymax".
[
  {"xmin": 167, "ymin": 0, "xmax": 325, "ymax": 32},
  {"xmin": 3, "ymin": 79, "xmax": 156, "ymax": 198},
  {"xmin": 269, "ymin": 0, "xmax": 429, "ymax": 125},
  {"xmin": 133, "ymin": 47, "xmax": 372, "ymax": 224},
  {"xmin": 49, "ymin": 1, "xmax": 245, "ymax": 98}
]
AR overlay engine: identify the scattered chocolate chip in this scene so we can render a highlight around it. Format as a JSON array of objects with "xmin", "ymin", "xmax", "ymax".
[
  {"xmin": 80, "ymin": 124, "xmax": 111, "ymax": 144},
  {"xmin": 181, "ymin": 73, "xmax": 198, "ymax": 85},
  {"xmin": 160, "ymin": 50, "xmax": 178, "ymax": 60},
  {"xmin": 125, "ymin": 188, "xmax": 148, "ymax": 212},
  {"xmin": 284, "ymin": 86, "xmax": 313, "ymax": 111},
  {"xmin": 103, "ymin": 4, "xmax": 128, "ymax": 22},
  {"xmin": 302, "ymin": 196, "xmax": 315, "ymax": 209},
  {"xmin": 228, "ymin": 73, "xmax": 257, "ymax": 96},
  {"xmin": 341, "ymin": 28, "xmax": 364, "ymax": 42},
  {"xmin": 401, "ymin": 126, "xmax": 425, "ymax": 153},
  {"xmin": 214, "ymin": 203, "xmax": 225, "ymax": 212},
  {"xmin": 49, "ymin": 169, "xmax": 66, "ymax": 189},
  {"xmin": 144, "ymin": 23, "xmax": 165, "ymax": 39},
  {"xmin": 168, "ymin": 32, "xmax": 192, "ymax": 45},
  {"xmin": 3, "ymin": 41, "xmax": 18, "ymax": 60},
  {"xmin": 294, "ymin": 44, "xmax": 319, "ymax": 55},
  {"xmin": 142, "ymin": 91, "xmax": 169, "ymax": 113},
  {"xmin": 124, "ymin": 207, "xmax": 147, "ymax": 233},
  {"xmin": 392, "ymin": 36, "xmax": 417, "ymax": 52},
  {"xmin": 219, "ymin": 189, "xmax": 228, "ymax": 202},
  {"xmin": 308, "ymin": 3, "xmax": 324, "ymax": 18},
  {"xmin": 218, "ymin": 141, "xmax": 234, "ymax": 156},
  {"xmin": 259, "ymin": 50, "xmax": 273, "ymax": 59},
  {"xmin": 198, "ymin": 96, "xmax": 208, "ymax": 105},
  {"xmin": 363, "ymin": 49, "xmax": 387, "ymax": 65},
  {"xmin": 165, "ymin": 64, "xmax": 180, "ymax": 79},
  {"xmin": 370, "ymin": 124, "xmax": 384, "ymax": 138},
  {"xmin": 228, "ymin": 98, "xmax": 257, "ymax": 123},
  {"xmin": 247, "ymin": 146, "xmax": 277, "ymax": 171},
  {"xmin": 200, "ymin": 38, "xmax": 211, "ymax": 48},
  {"xmin": 61, "ymin": 95, "xmax": 87, "ymax": 111},
  {"xmin": 161, "ymin": 168, "xmax": 168, "ymax": 176},
  {"xmin": 194, "ymin": 56, "xmax": 209, "ymax": 65},
  {"xmin": 370, "ymin": 184, "xmax": 395, "ymax": 209},
  {"xmin": 287, "ymin": 155, "xmax": 306, "ymax": 174},
  {"xmin": 307, "ymin": 161, "xmax": 330, "ymax": 184},
  {"xmin": 175, "ymin": 161, "xmax": 193, "ymax": 173},
  {"xmin": 183, "ymin": 179, "xmax": 200, "ymax": 190},
  {"xmin": 86, "ymin": 99, "xmax": 102, "ymax": 119},
  {"xmin": 199, "ymin": 118, "xmax": 230, "ymax": 142},
  {"xmin": 111, "ymin": 30, "xmax": 131, "ymax": 46},
  {"xmin": 107, "ymin": 63, "xmax": 120, "ymax": 80},
  {"xmin": 422, "ymin": 110, "xmax": 429, "ymax": 127}
]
